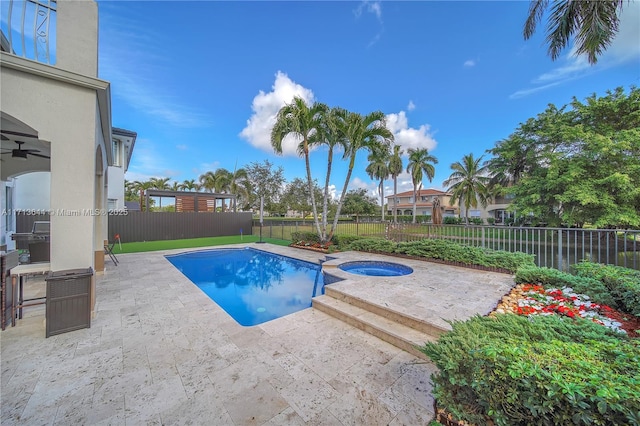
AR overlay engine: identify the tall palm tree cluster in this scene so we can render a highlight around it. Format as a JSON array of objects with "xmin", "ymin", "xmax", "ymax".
[{"xmin": 271, "ymin": 97, "xmax": 403, "ymax": 242}]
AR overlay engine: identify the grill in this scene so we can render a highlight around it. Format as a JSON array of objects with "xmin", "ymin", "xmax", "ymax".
[{"xmin": 11, "ymin": 221, "xmax": 50, "ymax": 262}]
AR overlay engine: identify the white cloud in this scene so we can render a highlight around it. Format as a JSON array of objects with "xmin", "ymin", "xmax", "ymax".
[
  {"xmin": 463, "ymin": 59, "xmax": 476, "ymax": 67},
  {"xmin": 176, "ymin": 144, "xmax": 188, "ymax": 150},
  {"xmin": 385, "ymin": 111, "xmax": 437, "ymax": 152},
  {"xmin": 239, "ymin": 71, "xmax": 315, "ymax": 156},
  {"xmin": 354, "ymin": 1, "xmax": 384, "ymax": 48},
  {"xmin": 510, "ymin": 2, "xmax": 639, "ymax": 99},
  {"xmin": 354, "ymin": 1, "xmax": 383, "ymax": 22},
  {"xmin": 407, "ymin": 100, "xmax": 416, "ymax": 111}
]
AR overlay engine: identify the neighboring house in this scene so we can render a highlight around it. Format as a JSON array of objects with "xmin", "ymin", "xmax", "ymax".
[
  {"xmin": 458, "ymin": 194, "xmax": 516, "ymax": 224},
  {"xmin": 386, "ymin": 189, "xmax": 459, "ymax": 218},
  {"xmin": 1, "ymin": 0, "xmax": 123, "ymax": 285},
  {"xmin": 108, "ymin": 128, "xmax": 137, "ymax": 211}
]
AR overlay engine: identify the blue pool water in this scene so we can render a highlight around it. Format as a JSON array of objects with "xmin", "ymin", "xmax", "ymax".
[
  {"xmin": 166, "ymin": 248, "xmax": 325, "ymax": 326},
  {"xmin": 339, "ymin": 261, "xmax": 413, "ymax": 277}
]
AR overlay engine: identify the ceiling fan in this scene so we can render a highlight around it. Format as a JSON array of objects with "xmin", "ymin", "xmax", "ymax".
[{"xmin": 0, "ymin": 140, "xmax": 50, "ymax": 160}]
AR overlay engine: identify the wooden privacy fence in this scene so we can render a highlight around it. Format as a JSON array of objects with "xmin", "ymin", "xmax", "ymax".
[{"xmin": 108, "ymin": 212, "xmax": 253, "ymax": 242}]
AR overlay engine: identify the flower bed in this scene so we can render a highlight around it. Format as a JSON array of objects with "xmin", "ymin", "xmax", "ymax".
[
  {"xmin": 494, "ymin": 283, "xmax": 639, "ymax": 338},
  {"xmin": 289, "ymin": 242, "xmax": 333, "ymax": 253}
]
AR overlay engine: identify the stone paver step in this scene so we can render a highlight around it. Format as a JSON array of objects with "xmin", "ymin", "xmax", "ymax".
[
  {"xmin": 312, "ymin": 295, "xmax": 438, "ymax": 360},
  {"xmin": 325, "ymin": 286, "xmax": 449, "ymax": 338}
]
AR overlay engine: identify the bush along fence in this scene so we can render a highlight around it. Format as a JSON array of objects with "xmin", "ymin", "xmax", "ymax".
[{"xmin": 255, "ymin": 220, "xmax": 640, "ymax": 272}]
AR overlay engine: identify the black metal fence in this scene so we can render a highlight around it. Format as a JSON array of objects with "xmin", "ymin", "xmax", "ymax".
[{"xmin": 255, "ymin": 220, "xmax": 640, "ymax": 271}]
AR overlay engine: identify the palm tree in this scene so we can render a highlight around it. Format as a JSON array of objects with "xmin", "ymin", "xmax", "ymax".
[
  {"xmin": 229, "ymin": 167, "xmax": 249, "ymax": 211},
  {"xmin": 199, "ymin": 171, "xmax": 217, "ymax": 192},
  {"xmin": 387, "ymin": 144, "xmax": 404, "ymax": 224},
  {"xmin": 148, "ymin": 177, "xmax": 171, "ymax": 209},
  {"xmin": 148, "ymin": 177, "xmax": 171, "ymax": 190},
  {"xmin": 328, "ymin": 110, "xmax": 393, "ymax": 241},
  {"xmin": 132, "ymin": 180, "xmax": 154, "ymax": 211},
  {"xmin": 443, "ymin": 153, "xmax": 491, "ymax": 224},
  {"xmin": 523, "ymin": 0, "xmax": 625, "ymax": 65},
  {"xmin": 124, "ymin": 179, "xmax": 137, "ymax": 201},
  {"xmin": 310, "ymin": 106, "xmax": 347, "ymax": 239},
  {"xmin": 366, "ymin": 144, "xmax": 391, "ymax": 220},
  {"xmin": 170, "ymin": 181, "xmax": 180, "ymax": 191},
  {"xmin": 180, "ymin": 179, "xmax": 199, "ymax": 191},
  {"xmin": 271, "ymin": 97, "xmax": 329, "ymax": 238},
  {"xmin": 406, "ymin": 148, "xmax": 438, "ymax": 224}
]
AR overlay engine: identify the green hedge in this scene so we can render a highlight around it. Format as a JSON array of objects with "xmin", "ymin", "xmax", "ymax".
[
  {"xmin": 346, "ymin": 237, "xmax": 398, "ymax": 253},
  {"xmin": 394, "ymin": 239, "xmax": 534, "ymax": 273},
  {"xmin": 342, "ymin": 238, "xmax": 534, "ymax": 273},
  {"xmin": 290, "ymin": 231, "xmax": 321, "ymax": 244},
  {"xmin": 331, "ymin": 234, "xmax": 363, "ymax": 250},
  {"xmin": 574, "ymin": 261, "xmax": 640, "ymax": 317},
  {"xmin": 515, "ymin": 265, "xmax": 617, "ymax": 308},
  {"xmin": 421, "ymin": 314, "xmax": 639, "ymax": 426}
]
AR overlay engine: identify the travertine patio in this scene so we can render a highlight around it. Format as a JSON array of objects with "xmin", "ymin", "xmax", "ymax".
[{"xmin": 1, "ymin": 243, "xmax": 514, "ymax": 425}]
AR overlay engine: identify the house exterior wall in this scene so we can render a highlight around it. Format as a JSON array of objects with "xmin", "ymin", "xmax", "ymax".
[
  {"xmin": 458, "ymin": 195, "xmax": 515, "ymax": 223},
  {"xmin": 386, "ymin": 190, "xmax": 459, "ymax": 217},
  {"xmin": 0, "ymin": 0, "xmax": 110, "ymax": 274},
  {"xmin": 55, "ymin": 0, "xmax": 99, "ymax": 77}
]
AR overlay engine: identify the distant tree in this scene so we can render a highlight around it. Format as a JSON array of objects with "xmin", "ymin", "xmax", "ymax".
[
  {"xmin": 406, "ymin": 148, "xmax": 438, "ymax": 224},
  {"xmin": 282, "ymin": 177, "xmax": 323, "ymax": 220},
  {"xmin": 148, "ymin": 177, "xmax": 171, "ymax": 209},
  {"xmin": 388, "ymin": 144, "xmax": 404, "ymax": 224},
  {"xmin": 366, "ymin": 144, "xmax": 391, "ymax": 221},
  {"xmin": 523, "ymin": 0, "xmax": 627, "ymax": 64},
  {"xmin": 179, "ymin": 179, "xmax": 200, "ymax": 191},
  {"xmin": 341, "ymin": 189, "xmax": 378, "ymax": 222},
  {"xmin": 148, "ymin": 177, "xmax": 171, "ymax": 190},
  {"xmin": 131, "ymin": 180, "xmax": 155, "ymax": 211},
  {"xmin": 443, "ymin": 153, "xmax": 491, "ymax": 224},
  {"xmin": 229, "ymin": 167, "xmax": 250, "ymax": 211},
  {"xmin": 199, "ymin": 171, "xmax": 217, "ymax": 192},
  {"xmin": 271, "ymin": 97, "xmax": 329, "ymax": 237},
  {"xmin": 245, "ymin": 160, "xmax": 286, "ymax": 219},
  {"xmin": 124, "ymin": 180, "xmax": 138, "ymax": 202}
]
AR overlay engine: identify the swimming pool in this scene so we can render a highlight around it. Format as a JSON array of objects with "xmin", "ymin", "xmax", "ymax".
[{"xmin": 166, "ymin": 248, "xmax": 325, "ymax": 326}]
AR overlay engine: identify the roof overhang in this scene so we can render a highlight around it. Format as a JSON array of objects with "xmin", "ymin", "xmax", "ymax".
[{"xmin": 0, "ymin": 51, "xmax": 113, "ymax": 165}]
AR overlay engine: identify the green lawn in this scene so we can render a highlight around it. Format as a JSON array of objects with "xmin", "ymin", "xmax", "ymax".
[{"xmin": 111, "ymin": 235, "xmax": 291, "ymax": 254}]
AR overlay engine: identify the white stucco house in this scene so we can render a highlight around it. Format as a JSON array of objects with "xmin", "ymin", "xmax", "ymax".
[
  {"xmin": 108, "ymin": 128, "xmax": 137, "ymax": 211},
  {"xmin": 1, "ymin": 0, "xmax": 128, "ymax": 289}
]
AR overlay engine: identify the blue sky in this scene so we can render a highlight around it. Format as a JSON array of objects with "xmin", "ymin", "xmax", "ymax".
[{"xmin": 97, "ymin": 1, "xmax": 640, "ymax": 200}]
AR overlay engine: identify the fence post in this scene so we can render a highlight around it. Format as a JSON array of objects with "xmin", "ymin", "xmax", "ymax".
[
  {"xmin": 481, "ymin": 226, "xmax": 485, "ymax": 248},
  {"xmin": 557, "ymin": 229, "xmax": 563, "ymax": 271}
]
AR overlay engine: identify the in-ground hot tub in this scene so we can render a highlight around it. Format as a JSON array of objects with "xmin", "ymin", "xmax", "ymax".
[{"xmin": 338, "ymin": 261, "xmax": 413, "ymax": 277}]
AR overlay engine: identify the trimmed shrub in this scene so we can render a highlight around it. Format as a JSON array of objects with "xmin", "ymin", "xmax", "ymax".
[
  {"xmin": 443, "ymin": 216, "xmax": 463, "ymax": 225},
  {"xmin": 421, "ymin": 314, "xmax": 639, "ymax": 426},
  {"xmin": 515, "ymin": 265, "xmax": 617, "ymax": 308},
  {"xmin": 574, "ymin": 261, "xmax": 640, "ymax": 317},
  {"xmin": 290, "ymin": 231, "xmax": 321, "ymax": 244},
  {"xmin": 470, "ymin": 217, "xmax": 484, "ymax": 225},
  {"xmin": 394, "ymin": 239, "xmax": 534, "ymax": 273},
  {"xmin": 345, "ymin": 237, "xmax": 398, "ymax": 253},
  {"xmin": 332, "ymin": 234, "xmax": 363, "ymax": 250}
]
